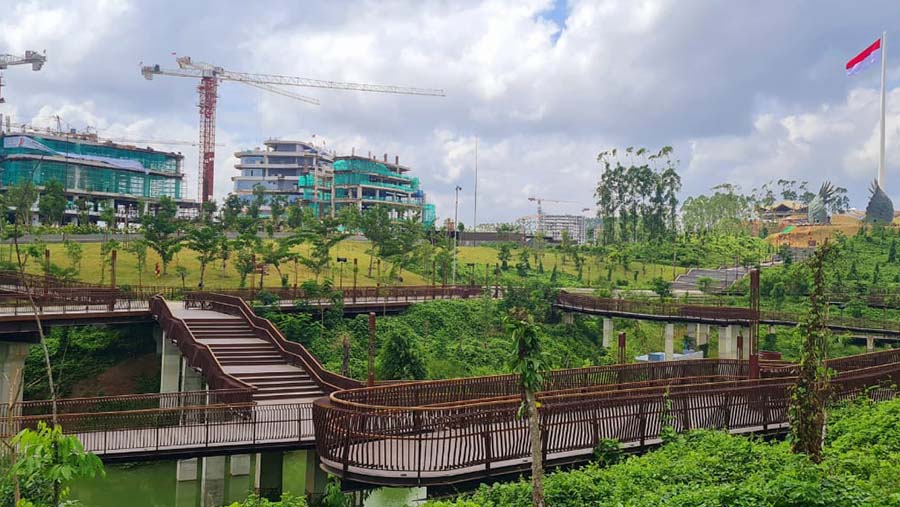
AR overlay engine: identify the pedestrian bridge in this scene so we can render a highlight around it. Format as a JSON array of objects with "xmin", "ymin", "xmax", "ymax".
[{"xmin": 2, "ymin": 280, "xmax": 900, "ymax": 490}]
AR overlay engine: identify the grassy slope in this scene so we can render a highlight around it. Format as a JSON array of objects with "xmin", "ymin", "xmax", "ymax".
[{"xmin": 5, "ymin": 239, "xmax": 685, "ymax": 289}]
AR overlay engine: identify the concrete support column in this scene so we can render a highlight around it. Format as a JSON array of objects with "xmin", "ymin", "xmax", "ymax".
[
  {"xmin": 664, "ymin": 323, "xmax": 675, "ymax": 360},
  {"xmin": 718, "ymin": 326, "xmax": 729, "ymax": 358},
  {"xmin": 181, "ymin": 357, "xmax": 203, "ymax": 392},
  {"xmin": 0, "ymin": 342, "xmax": 29, "ymax": 410},
  {"xmin": 304, "ymin": 451, "xmax": 329, "ymax": 504},
  {"xmin": 867, "ymin": 336, "xmax": 876, "ymax": 353},
  {"xmin": 201, "ymin": 456, "xmax": 226, "ymax": 507},
  {"xmin": 230, "ymin": 454, "xmax": 251, "ymax": 476},
  {"xmin": 562, "ymin": 312, "xmax": 574, "ymax": 325},
  {"xmin": 160, "ymin": 329, "xmax": 180, "ymax": 399},
  {"xmin": 602, "ymin": 318, "xmax": 613, "ymax": 348},
  {"xmin": 175, "ymin": 458, "xmax": 199, "ymax": 506},
  {"xmin": 255, "ymin": 452, "xmax": 284, "ymax": 501}
]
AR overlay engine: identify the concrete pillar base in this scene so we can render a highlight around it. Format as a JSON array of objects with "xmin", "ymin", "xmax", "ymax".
[
  {"xmin": 177, "ymin": 458, "xmax": 199, "ymax": 482},
  {"xmin": 602, "ymin": 318, "xmax": 613, "ymax": 348},
  {"xmin": 664, "ymin": 323, "xmax": 675, "ymax": 360},
  {"xmin": 867, "ymin": 336, "xmax": 876, "ymax": 353},
  {"xmin": 255, "ymin": 452, "xmax": 283, "ymax": 501},
  {"xmin": 230, "ymin": 454, "xmax": 251, "ymax": 476},
  {"xmin": 201, "ymin": 456, "xmax": 225, "ymax": 507},
  {"xmin": 304, "ymin": 450, "xmax": 329, "ymax": 503},
  {"xmin": 562, "ymin": 312, "xmax": 574, "ymax": 325},
  {"xmin": 0, "ymin": 342, "xmax": 28, "ymax": 409}
]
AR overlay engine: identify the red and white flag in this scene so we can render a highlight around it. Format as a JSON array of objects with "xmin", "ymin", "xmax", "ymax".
[{"xmin": 846, "ymin": 37, "xmax": 882, "ymax": 76}]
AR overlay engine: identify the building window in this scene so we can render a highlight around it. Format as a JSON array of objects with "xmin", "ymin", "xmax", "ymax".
[{"xmin": 240, "ymin": 156, "xmax": 263, "ymax": 165}]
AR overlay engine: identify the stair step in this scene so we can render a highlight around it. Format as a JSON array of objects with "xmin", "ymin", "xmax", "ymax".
[
  {"xmin": 254, "ymin": 386, "xmax": 323, "ymax": 395},
  {"xmin": 253, "ymin": 392, "xmax": 324, "ymax": 401},
  {"xmin": 219, "ymin": 359, "xmax": 285, "ymax": 365}
]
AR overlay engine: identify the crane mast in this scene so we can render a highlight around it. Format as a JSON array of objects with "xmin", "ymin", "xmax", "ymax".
[
  {"xmin": 141, "ymin": 55, "xmax": 445, "ymax": 203},
  {"xmin": 0, "ymin": 50, "xmax": 46, "ymax": 104}
]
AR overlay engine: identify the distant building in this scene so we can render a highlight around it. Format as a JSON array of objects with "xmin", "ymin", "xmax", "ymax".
[
  {"xmin": 332, "ymin": 153, "xmax": 425, "ymax": 219},
  {"xmin": 0, "ymin": 129, "xmax": 189, "ymax": 224},
  {"xmin": 542, "ymin": 214, "xmax": 587, "ymax": 244},
  {"xmin": 233, "ymin": 139, "xmax": 334, "ymax": 216},
  {"xmin": 760, "ymin": 200, "xmax": 808, "ymax": 221}
]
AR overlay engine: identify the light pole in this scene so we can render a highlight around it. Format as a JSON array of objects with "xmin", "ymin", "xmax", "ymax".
[{"xmin": 452, "ymin": 185, "xmax": 462, "ymax": 285}]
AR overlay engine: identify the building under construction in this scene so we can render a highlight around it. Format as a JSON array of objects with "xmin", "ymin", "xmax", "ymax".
[
  {"xmin": 333, "ymin": 153, "xmax": 427, "ymax": 220},
  {"xmin": 0, "ymin": 127, "xmax": 191, "ymax": 224},
  {"xmin": 233, "ymin": 139, "xmax": 333, "ymax": 216},
  {"xmin": 233, "ymin": 143, "xmax": 434, "ymax": 225}
]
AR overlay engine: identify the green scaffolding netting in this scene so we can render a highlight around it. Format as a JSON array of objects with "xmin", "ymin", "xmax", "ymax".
[
  {"xmin": 333, "ymin": 158, "xmax": 419, "ymax": 191},
  {"xmin": 0, "ymin": 159, "xmax": 182, "ymax": 199},
  {"xmin": 4, "ymin": 136, "xmax": 180, "ymax": 174}
]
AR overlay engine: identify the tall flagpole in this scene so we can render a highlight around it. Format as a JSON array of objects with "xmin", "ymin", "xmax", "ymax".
[
  {"xmin": 879, "ymin": 31, "xmax": 887, "ymax": 187},
  {"xmin": 473, "ymin": 137, "xmax": 478, "ymax": 232}
]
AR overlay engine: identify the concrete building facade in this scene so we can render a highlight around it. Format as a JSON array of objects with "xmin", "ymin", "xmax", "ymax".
[
  {"xmin": 0, "ymin": 129, "xmax": 188, "ymax": 224},
  {"xmin": 543, "ymin": 214, "xmax": 587, "ymax": 244},
  {"xmin": 233, "ymin": 139, "xmax": 334, "ymax": 216},
  {"xmin": 332, "ymin": 153, "xmax": 425, "ymax": 219}
]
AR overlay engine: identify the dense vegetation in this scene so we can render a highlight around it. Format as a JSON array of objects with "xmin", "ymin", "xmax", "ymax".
[
  {"xmin": 425, "ymin": 396, "xmax": 900, "ymax": 507},
  {"xmin": 22, "ymin": 325, "xmax": 156, "ymax": 400},
  {"xmin": 264, "ymin": 282, "xmax": 612, "ymax": 381}
]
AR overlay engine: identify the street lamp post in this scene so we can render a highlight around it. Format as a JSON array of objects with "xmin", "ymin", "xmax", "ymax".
[
  {"xmin": 337, "ymin": 257, "xmax": 348, "ymax": 290},
  {"xmin": 452, "ymin": 185, "xmax": 462, "ymax": 285}
]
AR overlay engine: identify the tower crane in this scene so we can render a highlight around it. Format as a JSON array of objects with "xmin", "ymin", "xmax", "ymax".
[
  {"xmin": 528, "ymin": 196, "xmax": 574, "ymax": 236},
  {"xmin": 141, "ymin": 55, "xmax": 445, "ymax": 203},
  {"xmin": 0, "ymin": 50, "xmax": 46, "ymax": 104}
]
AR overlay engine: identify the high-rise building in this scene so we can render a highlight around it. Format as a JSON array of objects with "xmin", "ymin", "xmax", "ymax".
[
  {"xmin": 332, "ymin": 153, "xmax": 425, "ymax": 219},
  {"xmin": 0, "ymin": 129, "xmax": 188, "ymax": 223},
  {"xmin": 233, "ymin": 139, "xmax": 334, "ymax": 216},
  {"xmin": 542, "ymin": 214, "xmax": 587, "ymax": 244}
]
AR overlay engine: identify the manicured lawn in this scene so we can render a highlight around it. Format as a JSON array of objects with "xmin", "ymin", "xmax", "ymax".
[{"xmin": 5, "ymin": 239, "xmax": 685, "ymax": 289}]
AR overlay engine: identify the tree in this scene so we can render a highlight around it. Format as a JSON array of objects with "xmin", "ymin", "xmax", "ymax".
[
  {"xmin": 6, "ymin": 179, "xmax": 59, "ymax": 426},
  {"xmin": 506, "ymin": 307, "xmax": 546, "ymax": 507},
  {"xmin": 185, "ymin": 224, "xmax": 225, "ymax": 288},
  {"xmin": 8, "ymin": 422, "xmax": 104, "ymax": 507},
  {"xmin": 222, "ymin": 194, "xmax": 243, "ymax": 230},
  {"xmin": 650, "ymin": 277, "xmax": 672, "ymax": 300},
  {"xmin": 889, "ymin": 239, "xmax": 897, "ymax": 263},
  {"xmin": 377, "ymin": 325, "xmax": 426, "ymax": 380},
  {"xmin": 125, "ymin": 239, "xmax": 148, "ymax": 288},
  {"xmin": 789, "ymin": 242, "xmax": 832, "ymax": 463},
  {"xmin": 141, "ymin": 196, "xmax": 182, "ymax": 274},
  {"xmin": 37, "ymin": 179, "xmax": 67, "ymax": 226},
  {"xmin": 62, "ymin": 240, "xmax": 82, "ymax": 277},
  {"xmin": 296, "ymin": 215, "xmax": 350, "ymax": 282},
  {"xmin": 696, "ymin": 276, "xmax": 716, "ymax": 294},
  {"xmin": 498, "ymin": 243, "xmax": 512, "ymax": 271},
  {"xmin": 269, "ymin": 195, "xmax": 287, "ymax": 233},
  {"xmin": 175, "ymin": 265, "xmax": 188, "ymax": 289}
]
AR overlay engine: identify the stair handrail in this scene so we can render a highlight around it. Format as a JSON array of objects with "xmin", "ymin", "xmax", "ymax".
[
  {"xmin": 195, "ymin": 293, "xmax": 361, "ymax": 392},
  {"xmin": 149, "ymin": 295, "xmax": 258, "ymax": 398}
]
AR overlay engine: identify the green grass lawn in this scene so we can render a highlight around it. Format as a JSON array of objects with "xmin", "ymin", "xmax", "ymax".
[{"xmin": 3, "ymin": 239, "xmax": 686, "ymax": 290}]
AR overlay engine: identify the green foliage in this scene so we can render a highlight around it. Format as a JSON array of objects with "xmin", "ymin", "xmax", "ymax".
[
  {"xmin": 184, "ymin": 223, "xmax": 225, "ymax": 287},
  {"xmin": 226, "ymin": 493, "xmax": 308, "ymax": 507},
  {"xmin": 140, "ymin": 196, "xmax": 182, "ymax": 274},
  {"xmin": 425, "ymin": 401, "xmax": 900, "ymax": 507},
  {"xmin": 649, "ymin": 277, "xmax": 671, "ymax": 300},
  {"xmin": 37, "ymin": 179, "xmax": 67, "ymax": 226},
  {"xmin": 24, "ymin": 325, "xmax": 155, "ymax": 399},
  {"xmin": 377, "ymin": 323, "xmax": 427, "ymax": 380},
  {"xmin": 591, "ymin": 438, "xmax": 622, "ymax": 467},
  {"xmin": 5, "ymin": 422, "xmax": 104, "ymax": 507}
]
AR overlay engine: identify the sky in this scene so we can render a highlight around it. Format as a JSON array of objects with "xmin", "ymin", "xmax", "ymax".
[{"xmin": 2, "ymin": 0, "xmax": 900, "ymax": 224}]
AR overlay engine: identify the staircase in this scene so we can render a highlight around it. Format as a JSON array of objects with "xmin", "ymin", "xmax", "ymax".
[{"xmin": 183, "ymin": 317, "xmax": 326, "ymax": 403}]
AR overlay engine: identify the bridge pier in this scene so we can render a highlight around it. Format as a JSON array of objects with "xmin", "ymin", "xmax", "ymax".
[
  {"xmin": 562, "ymin": 312, "xmax": 574, "ymax": 325},
  {"xmin": 718, "ymin": 326, "xmax": 740, "ymax": 359},
  {"xmin": 695, "ymin": 324, "xmax": 709, "ymax": 357},
  {"xmin": 255, "ymin": 451, "xmax": 284, "ymax": 501},
  {"xmin": 304, "ymin": 450, "xmax": 329, "ymax": 503},
  {"xmin": 201, "ymin": 456, "xmax": 226, "ymax": 507},
  {"xmin": 0, "ymin": 342, "xmax": 28, "ymax": 409},
  {"xmin": 867, "ymin": 336, "xmax": 876, "ymax": 353},
  {"xmin": 181, "ymin": 357, "xmax": 203, "ymax": 391},
  {"xmin": 602, "ymin": 318, "xmax": 613, "ymax": 348},
  {"xmin": 159, "ymin": 329, "xmax": 180, "ymax": 403},
  {"xmin": 175, "ymin": 458, "xmax": 200, "ymax": 507},
  {"xmin": 664, "ymin": 323, "xmax": 674, "ymax": 360}
]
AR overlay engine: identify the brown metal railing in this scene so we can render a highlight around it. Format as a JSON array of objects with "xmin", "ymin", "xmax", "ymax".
[
  {"xmin": 184, "ymin": 292, "xmax": 361, "ymax": 392},
  {"xmin": 313, "ymin": 355, "xmax": 900, "ymax": 483},
  {"xmin": 149, "ymin": 295, "xmax": 256, "ymax": 394},
  {"xmin": 556, "ymin": 291, "xmax": 900, "ymax": 334},
  {"xmin": 13, "ymin": 389, "xmax": 254, "ymax": 416},
  {"xmin": 2, "ymin": 402, "xmax": 315, "ymax": 456},
  {"xmin": 184, "ymin": 285, "xmax": 484, "ymax": 307}
]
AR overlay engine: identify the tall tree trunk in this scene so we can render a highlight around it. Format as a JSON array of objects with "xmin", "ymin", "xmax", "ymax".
[{"xmin": 525, "ymin": 388, "xmax": 545, "ymax": 507}]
